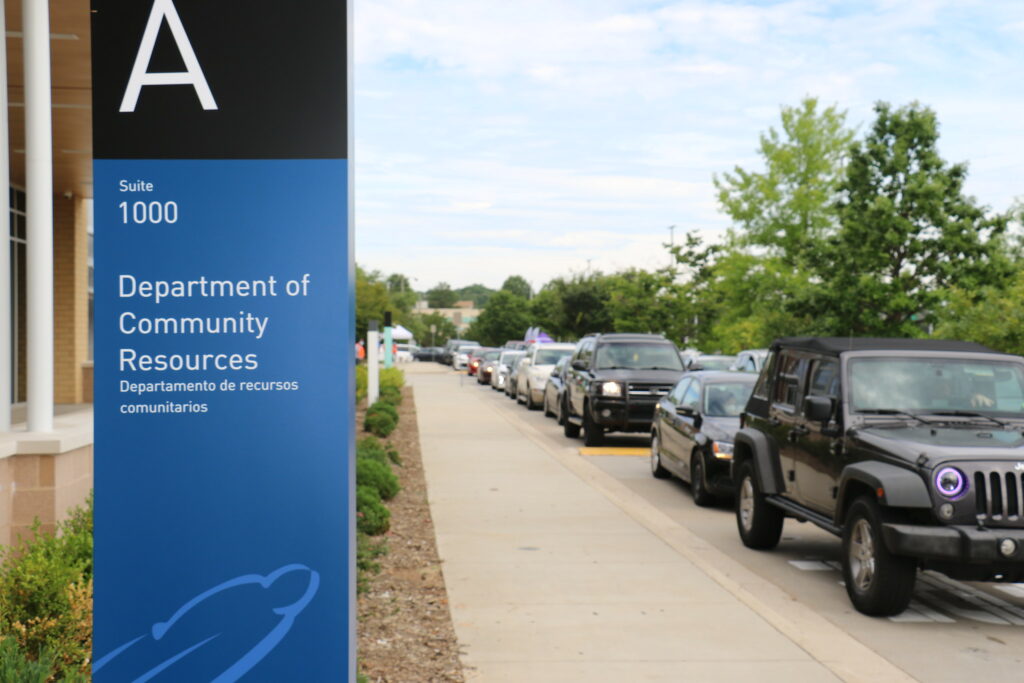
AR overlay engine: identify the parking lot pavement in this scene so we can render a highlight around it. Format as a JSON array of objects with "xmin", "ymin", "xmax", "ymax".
[{"xmin": 407, "ymin": 363, "xmax": 915, "ymax": 682}]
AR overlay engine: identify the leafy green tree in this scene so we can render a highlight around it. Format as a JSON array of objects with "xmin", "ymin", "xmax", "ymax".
[
  {"xmin": 604, "ymin": 268, "xmax": 691, "ymax": 342},
  {"xmin": 501, "ymin": 275, "xmax": 533, "ymax": 300},
  {"xmin": 425, "ymin": 282, "xmax": 458, "ymax": 308},
  {"xmin": 465, "ymin": 290, "xmax": 531, "ymax": 346},
  {"xmin": 806, "ymin": 101, "xmax": 1011, "ymax": 336},
  {"xmin": 531, "ymin": 273, "xmax": 613, "ymax": 341},
  {"xmin": 356, "ymin": 266, "xmax": 391, "ymax": 341},
  {"xmin": 714, "ymin": 97, "xmax": 853, "ymax": 264},
  {"xmin": 400, "ymin": 312, "xmax": 458, "ymax": 347},
  {"xmin": 455, "ymin": 283, "xmax": 495, "ymax": 308},
  {"xmin": 935, "ymin": 270, "xmax": 1024, "ymax": 355},
  {"xmin": 386, "ymin": 273, "xmax": 417, "ymax": 312}
]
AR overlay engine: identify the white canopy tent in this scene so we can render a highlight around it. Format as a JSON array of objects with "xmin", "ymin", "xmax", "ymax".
[{"xmin": 391, "ymin": 324, "xmax": 415, "ymax": 341}]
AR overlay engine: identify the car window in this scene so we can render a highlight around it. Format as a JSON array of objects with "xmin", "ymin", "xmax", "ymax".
[
  {"xmin": 772, "ymin": 353, "xmax": 807, "ymax": 408},
  {"xmin": 668, "ymin": 378, "xmax": 691, "ymax": 404},
  {"xmin": 681, "ymin": 380, "xmax": 701, "ymax": 410},
  {"xmin": 808, "ymin": 359, "xmax": 839, "ymax": 398},
  {"xmin": 594, "ymin": 342, "xmax": 683, "ymax": 370},
  {"xmin": 752, "ymin": 350, "xmax": 777, "ymax": 400},
  {"xmin": 741, "ymin": 356, "xmax": 757, "ymax": 372},
  {"xmin": 535, "ymin": 348, "xmax": 573, "ymax": 365},
  {"xmin": 704, "ymin": 380, "xmax": 756, "ymax": 417}
]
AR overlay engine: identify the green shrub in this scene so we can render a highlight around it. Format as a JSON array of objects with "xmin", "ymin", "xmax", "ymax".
[
  {"xmin": 380, "ymin": 367, "xmax": 405, "ymax": 391},
  {"xmin": 357, "ymin": 437, "xmax": 401, "ymax": 466},
  {"xmin": 0, "ymin": 496, "xmax": 93, "ymax": 679},
  {"xmin": 379, "ymin": 385, "xmax": 403, "ymax": 406},
  {"xmin": 356, "ymin": 364, "xmax": 368, "ymax": 402},
  {"xmin": 356, "ymin": 458, "xmax": 400, "ymax": 501},
  {"xmin": 366, "ymin": 401, "xmax": 398, "ymax": 422},
  {"xmin": 357, "ymin": 486, "xmax": 390, "ymax": 535},
  {"xmin": 364, "ymin": 411, "xmax": 396, "ymax": 437},
  {"xmin": 356, "ymin": 532, "xmax": 388, "ymax": 594},
  {"xmin": 0, "ymin": 637, "xmax": 55, "ymax": 683}
]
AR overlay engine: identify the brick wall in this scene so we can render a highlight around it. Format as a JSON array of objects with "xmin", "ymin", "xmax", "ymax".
[{"xmin": 53, "ymin": 195, "xmax": 90, "ymax": 404}]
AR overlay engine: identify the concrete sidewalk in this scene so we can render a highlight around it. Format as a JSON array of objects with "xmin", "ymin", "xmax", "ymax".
[{"xmin": 409, "ymin": 364, "xmax": 916, "ymax": 682}]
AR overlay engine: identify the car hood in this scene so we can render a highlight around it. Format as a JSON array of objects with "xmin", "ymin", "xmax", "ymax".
[
  {"xmin": 593, "ymin": 368, "xmax": 684, "ymax": 383},
  {"xmin": 852, "ymin": 423, "xmax": 1024, "ymax": 463},
  {"xmin": 701, "ymin": 416, "xmax": 741, "ymax": 441}
]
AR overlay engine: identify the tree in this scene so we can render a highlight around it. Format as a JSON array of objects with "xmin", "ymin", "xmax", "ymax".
[
  {"xmin": 934, "ymin": 270, "xmax": 1024, "ymax": 355},
  {"xmin": 714, "ymin": 97, "xmax": 853, "ymax": 265},
  {"xmin": 356, "ymin": 266, "xmax": 391, "ymax": 341},
  {"xmin": 501, "ymin": 275, "xmax": 532, "ymax": 300},
  {"xmin": 531, "ymin": 273, "xmax": 613, "ymax": 341},
  {"xmin": 425, "ymin": 282, "xmax": 458, "ymax": 308},
  {"xmin": 465, "ymin": 291, "xmax": 531, "ymax": 346},
  {"xmin": 456, "ymin": 283, "xmax": 496, "ymax": 308},
  {"xmin": 806, "ymin": 101, "xmax": 1011, "ymax": 336},
  {"xmin": 385, "ymin": 273, "xmax": 417, "ymax": 313},
  {"xmin": 400, "ymin": 311, "xmax": 458, "ymax": 347}
]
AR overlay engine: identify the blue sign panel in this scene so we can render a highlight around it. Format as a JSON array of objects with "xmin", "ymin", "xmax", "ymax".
[{"xmin": 92, "ymin": 2, "xmax": 352, "ymax": 680}]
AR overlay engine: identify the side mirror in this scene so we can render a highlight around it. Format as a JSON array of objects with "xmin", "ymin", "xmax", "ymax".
[
  {"xmin": 803, "ymin": 395, "xmax": 832, "ymax": 422},
  {"xmin": 676, "ymin": 404, "xmax": 695, "ymax": 417},
  {"xmin": 521, "ymin": 359, "xmax": 531, "ymax": 367},
  {"xmin": 572, "ymin": 360, "xmax": 587, "ymax": 370}
]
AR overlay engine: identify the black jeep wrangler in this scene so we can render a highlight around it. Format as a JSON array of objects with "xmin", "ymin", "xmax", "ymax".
[
  {"xmin": 563, "ymin": 333, "xmax": 685, "ymax": 446},
  {"xmin": 734, "ymin": 337, "xmax": 1024, "ymax": 616}
]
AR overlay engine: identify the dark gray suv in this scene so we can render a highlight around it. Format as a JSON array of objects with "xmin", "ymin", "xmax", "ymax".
[
  {"xmin": 563, "ymin": 333, "xmax": 684, "ymax": 446},
  {"xmin": 734, "ymin": 337, "xmax": 1024, "ymax": 616}
]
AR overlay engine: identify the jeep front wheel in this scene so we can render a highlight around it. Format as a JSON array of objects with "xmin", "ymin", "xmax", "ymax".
[
  {"xmin": 735, "ymin": 460, "xmax": 783, "ymax": 550},
  {"xmin": 842, "ymin": 497, "xmax": 916, "ymax": 616}
]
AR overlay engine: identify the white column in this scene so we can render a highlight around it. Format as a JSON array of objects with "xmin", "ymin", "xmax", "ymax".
[
  {"xmin": 23, "ymin": 0, "xmax": 53, "ymax": 432},
  {"xmin": 0, "ymin": 0, "xmax": 10, "ymax": 431},
  {"xmin": 366, "ymin": 323, "xmax": 379, "ymax": 405}
]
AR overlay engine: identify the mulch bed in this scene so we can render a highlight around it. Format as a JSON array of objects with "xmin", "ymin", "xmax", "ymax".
[{"xmin": 357, "ymin": 385, "xmax": 465, "ymax": 682}]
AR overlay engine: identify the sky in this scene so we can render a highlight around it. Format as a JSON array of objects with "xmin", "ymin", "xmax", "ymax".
[{"xmin": 353, "ymin": 0, "xmax": 1024, "ymax": 293}]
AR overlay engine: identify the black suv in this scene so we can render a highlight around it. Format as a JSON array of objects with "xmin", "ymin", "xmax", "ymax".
[
  {"xmin": 734, "ymin": 337, "xmax": 1024, "ymax": 616},
  {"xmin": 563, "ymin": 333, "xmax": 685, "ymax": 446}
]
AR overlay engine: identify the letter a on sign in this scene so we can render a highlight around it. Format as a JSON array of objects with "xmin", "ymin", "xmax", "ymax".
[{"xmin": 120, "ymin": 0, "xmax": 217, "ymax": 112}]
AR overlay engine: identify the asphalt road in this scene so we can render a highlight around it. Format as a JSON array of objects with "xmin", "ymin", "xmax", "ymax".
[{"xmin": 452, "ymin": 367, "xmax": 1024, "ymax": 683}]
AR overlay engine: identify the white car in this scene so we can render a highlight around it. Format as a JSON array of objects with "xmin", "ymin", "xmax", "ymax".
[
  {"xmin": 453, "ymin": 344, "xmax": 481, "ymax": 370},
  {"xmin": 491, "ymin": 350, "xmax": 525, "ymax": 391},
  {"xmin": 516, "ymin": 343, "xmax": 576, "ymax": 410},
  {"xmin": 395, "ymin": 343, "xmax": 418, "ymax": 363}
]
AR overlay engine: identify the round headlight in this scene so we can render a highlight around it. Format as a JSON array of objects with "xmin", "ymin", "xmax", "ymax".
[{"xmin": 934, "ymin": 467, "xmax": 967, "ymax": 500}]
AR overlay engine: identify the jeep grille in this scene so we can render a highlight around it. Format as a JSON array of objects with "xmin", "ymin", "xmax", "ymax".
[
  {"xmin": 627, "ymin": 383, "xmax": 673, "ymax": 398},
  {"xmin": 973, "ymin": 468, "xmax": 1024, "ymax": 527}
]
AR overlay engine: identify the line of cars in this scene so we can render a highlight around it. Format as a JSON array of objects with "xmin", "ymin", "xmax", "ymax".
[{"xmin": 445, "ymin": 332, "xmax": 1024, "ymax": 619}]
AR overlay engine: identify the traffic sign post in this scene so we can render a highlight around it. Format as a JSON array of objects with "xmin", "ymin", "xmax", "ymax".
[{"xmin": 91, "ymin": 1, "xmax": 353, "ymax": 679}]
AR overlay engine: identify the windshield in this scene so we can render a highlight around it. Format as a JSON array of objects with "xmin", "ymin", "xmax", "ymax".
[
  {"xmin": 535, "ymin": 348, "xmax": 573, "ymax": 365},
  {"xmin": 483, "ymin": 351, "xmax": 501, "ymax": 360},
  {"xmin": 594, "ymin": 343, "xmax": 683, "ymax": 370},
  {"xmin": 500, "ymin": 352, "xmax": 524, "ymax": 365},
  {"xmin": 704, "ymin": 380, "xmax": 756, "ymax": 417},
  {"xmin": 695, "ymin": 357, "xmax": 735, "ymax": 371},
  {"xmin": 849, "ymin": 357, "xmax": 1024, "ymax": 415}
]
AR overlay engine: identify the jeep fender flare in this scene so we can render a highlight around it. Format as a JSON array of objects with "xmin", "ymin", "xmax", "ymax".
[
  {"xmin": 835, "ymin": 461, "xmax": 932, "ymax": 524},
  {"xmin": 733, "ymin": 428, "xmax": 784, "ymax": 494}
]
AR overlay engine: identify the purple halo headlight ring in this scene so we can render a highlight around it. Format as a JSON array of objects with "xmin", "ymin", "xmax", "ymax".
[{"xmin": 934, "ymin": 467, "xmax": 967, "ymax": 500}]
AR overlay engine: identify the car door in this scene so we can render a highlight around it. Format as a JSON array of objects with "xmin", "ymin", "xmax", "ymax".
[
  {"xmin": 675, "ymin": 378, "xmax": 702, "ymax": 477},
  {"xmin": 768, "ymin": 350, "xmax": 810, "ymax": 502},
  {"xmin": 657, "ymin": 378, "xmax": 691, "ymax": 468},
  {"xmin": 793, "ymin": 357, "xmax": 844, "ymax": 514},
  {"xmin": 568, "ymin": 340, "xmax": 594, "ymax": 417}
]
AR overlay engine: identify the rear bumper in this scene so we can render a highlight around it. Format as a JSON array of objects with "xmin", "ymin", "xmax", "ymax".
[{"xmin": 882, "ymin": 523, "xmax": 1024, "ymax": 563}]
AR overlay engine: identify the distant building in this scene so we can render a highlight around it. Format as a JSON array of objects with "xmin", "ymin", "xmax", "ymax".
[{"xmin": 414, "ymin": 299, "xmax": 481, "ymax": 334}]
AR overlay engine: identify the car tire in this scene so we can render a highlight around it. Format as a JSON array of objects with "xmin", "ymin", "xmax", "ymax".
[
  {"xmin": 557, "ymin": 395, "xmax": 567, "ymax": 425},
  {"xmin": 543, "ymin": 393, "xmax": 554, "ymax": 418},
  {"xmin": 526, "ymin": 388, "xmax": 539, "ymax": 411},
  {"xmin": 735, "ymin": 460, "xmax": 784, "ymax": 550},
  {"xmin": 690, "ymin": 452, "xmax": 715, "ymax": 507},
  {"xmin": 650, "ymin": 432, "xmax": 669, "ymax": 479},
  {"xmin": 842, "ymin": 496, "xmax": 917, "ymax": 616},
  {"xmin": 563, "ymin": 399, "xmax": 581, "ymax": 438},
  {"xmin": 582, "ymin": 404, "xmax": 604, "ymax": 446}
]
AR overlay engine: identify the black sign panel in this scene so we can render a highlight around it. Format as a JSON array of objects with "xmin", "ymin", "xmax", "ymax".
[{"xmin": 92, "ymin": 0, "xmax": 347, "ymax": 159}]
